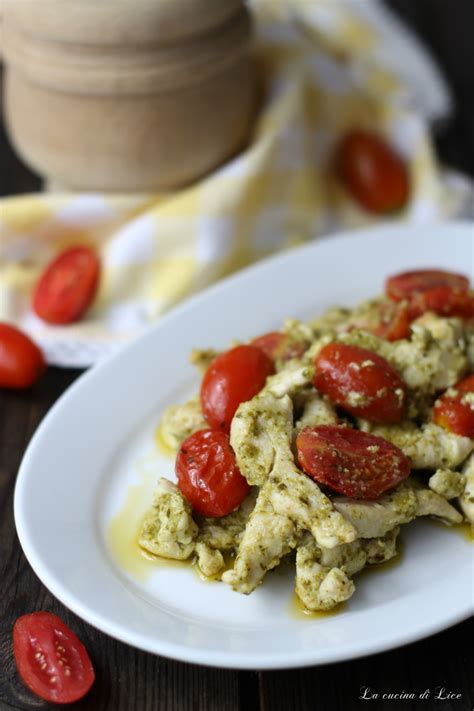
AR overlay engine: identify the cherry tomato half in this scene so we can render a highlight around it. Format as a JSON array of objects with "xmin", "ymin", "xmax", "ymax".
[
  {"xmin": 371, "ymin": 302, "xmax": 412, "ymax": 342},
  {"xmin": 200, "ymin": 344, "xmax": 274, "ymax": 432},
  {"xmin": 33, "ymin": 246, "xmax": 100, "ymax": 324},
  {"xmin": 335, "ymin": 130, "xmax": 410, "ymax": 214},
  {"xmin": 251, "ymin": 331, "xmax": 307, "ymax": 363},
  {"xmin": 13, "ymin": 612, "xmax": 95, "ymax": 704},
  {"xmin": 176, "ymin": 429, "xmax": 250, "ymax": 517},
  {"xmin": 296, "ymin": 425, "xmax": 411, "ymax": 499},
  {"xmin": 314, "ymin": 343, "xmax": 406, "ymax": 424},
  {"xmin": 433, "ymin": 374, "xmax": 474, "ymax": 438},
  {"xmin": 385, "ymin": 269, "xmax": 469, "ymax": 302},
  {"xmin": 409, "ymin": 285, "xmax": 474, "ymax": 319},
  {"xmin": 0, "ymin": 323, "xmax": 46, "ymax": 389}
]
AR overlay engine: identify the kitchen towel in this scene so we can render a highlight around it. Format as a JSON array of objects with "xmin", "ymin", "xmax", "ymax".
[{"xmin": 1, "ymin": 0, "xmax": 472, "ymax": 367}]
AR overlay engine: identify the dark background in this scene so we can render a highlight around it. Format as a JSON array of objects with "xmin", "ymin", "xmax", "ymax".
[{"xmin": 1, "ymin": 2, "xmax": 473, "ymax": 710}]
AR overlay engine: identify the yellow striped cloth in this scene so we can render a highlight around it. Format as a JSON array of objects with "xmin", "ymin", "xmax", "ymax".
[{"xmin": 1, "ymin": 0, "xmax": 472, "ymax": 366}]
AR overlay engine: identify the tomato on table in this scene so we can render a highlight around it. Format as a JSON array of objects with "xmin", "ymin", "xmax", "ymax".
[
  {"xmin": 334, "ymin": 130, "xmax": 410, "ymax": 214},
  {"xmin": 33, "ymin": 246, "xmax": 101, "ymax": 324},
  {"xmin": 200, "ymin": 344, "xmax": 274, "ymax": 432},
  {"xmin": 176, "ymin": 429, "xmax": 250, "ymax": 517},
  {"xmin": 385, "ymin": 269, "xmax": 469, "ymax": 302},
  {"xmin": 296, "ymin": 425, "xmax": 411, "ymax": 499},
  {"xmin": 13, "ymin": 612, "xmax": 95, "ymax": 704},
  {"xmin": 433, "ymin": 374, "xmax": 474, "ymax": 438},
  {"xmin": 314, "ymin": 343, "xmax": 406, "ymax": 423},
  {"xmin": 251, "ymin": 331, "xmax": 307, "ymax": 363},
  {"xmin": 0, "ymin": 323, "xmax": 46, "ymax": 389}
]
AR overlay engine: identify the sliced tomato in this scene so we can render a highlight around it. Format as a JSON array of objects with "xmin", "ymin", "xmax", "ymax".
[
  {"xmin": 314, "ymin": 343, "xmax": 406, "ymax": 423},
  {"xmin": 200, "ymin": 344, "xmax": 274, "ymax": 432},
  {"xmin": 251, "ymin": 331, "xmax": 307, "ymax": 363},
  {"xmin": 432, "ymin": 374, "xmax": 474, "ymax": 438},
  {"xmin": 386, "ymin": 269, "xmax": 469, "ymax": 302},
  {"xmin": 0, "ymin": 323, "xmax": 46, "ymax": 389},
  {"xmin": 296, "ymin": 425, "xmax": 411, "ymax": 499},
  {"xmin": 334, "ymin": 130, "xmax": 409, "ymax": 214},
  {"xmin": 176, "ymin": 429, "xmax": 250, "ymax": 517},
  {"xmin": 33, "ymin": 246, "xmax": 100, "ymax": 324},
  {"xmin": 409, "ymin": 285, "xmax": 474, "ymax": 319},
  {"xmin": 13, "ymin": 612, "xmax": 95, "ymax": 704}
]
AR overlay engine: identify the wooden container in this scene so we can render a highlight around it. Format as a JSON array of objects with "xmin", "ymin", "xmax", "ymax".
[{"xmin": 1, "ymin": 0, "xmax": 257, "ymax": 191}]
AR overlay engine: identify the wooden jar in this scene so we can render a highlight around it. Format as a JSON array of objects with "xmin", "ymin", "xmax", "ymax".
[{"xmin": 1, "ymin": 0, "xmax": 257, "ymax": 191}]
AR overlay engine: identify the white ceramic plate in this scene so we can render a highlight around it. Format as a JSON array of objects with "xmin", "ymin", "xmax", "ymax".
[{"xmin": 14, "ymin": 223, "xmax": 474, "ymax": 670}]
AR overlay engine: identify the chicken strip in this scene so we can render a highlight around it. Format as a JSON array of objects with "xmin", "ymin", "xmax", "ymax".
[
  {"xmin": 159, "ymin": 397, "xmax": 207, "ymax": 453},
  {"xmin": 334, "ymin": 479, "xmax": 462, "ymax": 538},
  {"xmin": 295, "ymin": 527, "xmax": 400, "ymax": 611},
  {"xmin": 357, "ymin": 420, "xmax": 473, "ymax": 470},
  {"xmin": 139, "ymin": 478, "xmax": 198, "ymax": 560},
  {"xmin": 429, "ymin": 469, "xmax": 465, "ymax": 500},
  {"xmin": 231, "ymin": 386, "xmax": 356, "ymax": 546},
  {"xmin": 221, "ymin": 485, "xmax": 298, "ymax": 594},
  {"xmin": 294, "ymin": 390, "xmax": 338, "ymax": 432}
]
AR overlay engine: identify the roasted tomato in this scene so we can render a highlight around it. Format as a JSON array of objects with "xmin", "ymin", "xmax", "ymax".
[
  {"xmin": 13, "ymin": 612, "xmax": 95, "ymax": 704},
  {"xmin": 432, "ymin": 374, "xmax": 474, "ymax": 438},
  {"xmin": 33, "ymin": 246, "xmax": 100, "ymax": 324},
  {"xmin": 385, "ymin": 269, "xmax": 469, "ymax": 302},
  {"xmin": 296, "ymin": 425, "xmax": 411, "ymax": 499},
  {"xmin": 409, "ymin": 285, "xmax": 474, "ymax": 319},
  {"xmin": 176, "ymin": 429, "xmax": 250, "ymax": 517},
  {"xmin": 314, "ymin": 343, "xmax": 406, "ymax": 423},
  {"xmin": 371, "ymin": 302, "xmax": 412, "ymax": 341},
  {"xmin": 0, "ymin": 323, "xmax": 46, "ymax": 389},
  {"xmin": 200, "ymin": 344, "xmax": 274, "ymax": 432},
  {"xmin": 251, "ymin": 331, "xmax": 307, "ymax": 363},
  {"xmin": 334, "ymin": 130, "xmax": 409, "ymax": 214}
]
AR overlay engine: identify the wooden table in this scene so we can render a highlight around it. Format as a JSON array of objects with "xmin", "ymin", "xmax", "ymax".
[{"xmin": 1, "ymin": 2, "xmax": 473, "ymax": 709}]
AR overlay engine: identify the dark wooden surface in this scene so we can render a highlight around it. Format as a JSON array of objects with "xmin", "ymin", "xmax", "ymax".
[{"xmin": 1, "ymin": 2, "xmax": 473, "ymax": 710}]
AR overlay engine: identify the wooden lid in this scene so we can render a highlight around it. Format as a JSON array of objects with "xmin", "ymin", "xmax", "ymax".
[
  {"xmin": 2, "ymin": 4, "xmax": 253, "ymax": 95},
  {"xmin": 2, "ymin": 0, "xmax": 244, "ymax": 45}
]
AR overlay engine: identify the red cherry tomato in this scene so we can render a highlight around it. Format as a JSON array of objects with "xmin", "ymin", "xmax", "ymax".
[
  {"xmin": 200, "ymin": 345, "xmax": 274, "ymax": 432},
  {"xmin": 433, "ymin": 374, "xmax": 474, "ymax": 438},
  {"xmin": 176, "ymin": 429, "xmax": 250, "ymax": 517},
  {"xmin": 335, "ymin": 130, "xmax": 409, "ymax": 214},
  {"xmin": 13, "ymin": 612, "xmax": 95, "ymax": 704},
  {"xmin": 33, "ymin": 246, "xmax": 100, "ymax": 324},
  {"xmin": 314, "ymin": 343, "xmax": 406, "ymax": 424},
  {"xmin": 251, "ymin": 331, "xmax": 307, "ymax": 362},
  {"xmin": 409, "ymin": 285, "xmax": 474, "ymax": 319},
  {"xmin": 296, "ymin": 425, "xmax": 411, "ymax": 499},
  {"xmin": 0, "ymin": 323, "xmax": 46, "ymax": 389},
  {"xmin": 372, "ymin": 302, "xmax": 413, "ymax": 341},
  {"xmin": 385, "ymin": 269, "xmax": 469, "ymax": 302}
]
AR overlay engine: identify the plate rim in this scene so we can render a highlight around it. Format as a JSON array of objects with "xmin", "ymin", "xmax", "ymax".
[{"xmin": 14, "ymin": 221, "xmax": 474, "ymax": 669}]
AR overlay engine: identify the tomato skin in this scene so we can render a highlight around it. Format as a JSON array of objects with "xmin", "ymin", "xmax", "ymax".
[
  {"xmin": 176, "ymin": 429, "xmax": 250, "ymax": 517},
  {"xmin": 335, "ymin": 130, "xmax": 409, "ymax": 214},
  {"xmin": 33, "ymin": 246, "xmax": 100, "ymax": 324},
  {"xmin": 13, "ymin": 612, "xmax": 95, "ymax": 704},
  {"xmin": 314, "ymin": 343, "xmax": 406, "ymax": 424},
  {"xmin": 0, "ymin": 323, "xmax": 46, "ymax": 389},
  {"xmin": 409, "ymin": 286, "xmax": 474, "ymax": 319},
  {"xmin": 200, "ymin": 345, "xmax": 274, "ymax": 432},
  {"xmin": 386, "ymin": 269, "xmax": 469, "ymax": 302},
  {"xmin": 371, "ymin": 302, "xmax": 412, "ymax": 341},
  {"xmin": 251, "ymin": 331, "xmax": 307, "ymax": 362},
  {"xmin": 433, "ymin": 375, "xmax": 474, "ymax": 438},
  {"xmin": 296, "ymin": 425, "xmax": 411, "ymax": 499}
]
